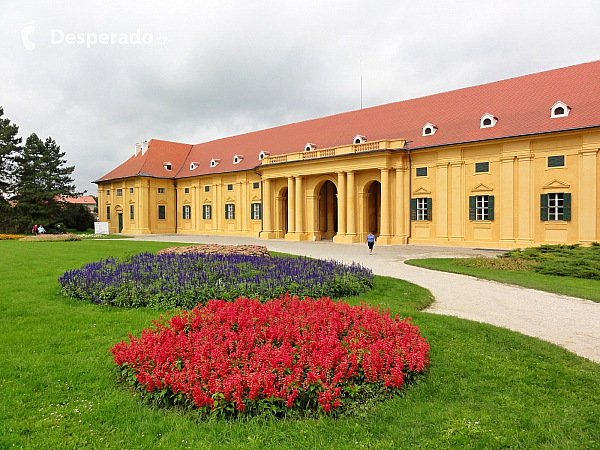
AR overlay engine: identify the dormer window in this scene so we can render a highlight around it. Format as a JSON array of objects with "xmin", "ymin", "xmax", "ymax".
[
  {"xmin": 551, "ymin": 101, "xmax": 570, "ymax": 118},
  {"xmin": 258, "ymin": 151, "xmax": 270, "ymax": 161},
  {"xmin": 163, "ymin": 162, "xmax": 172, "ymax": 171},
  {"xmin": 210, "ymin": 158, "xmax": 221, "ymax": 168},
  {"xmin": 353, "ymin": 135, "xmax": 367, "ymax": 144},
  {"xmin": 190, "ymin": 162, "xmax": 200, "ymax": 170},
  {"xmin": 422, "ymin": 123, "xmax": 437, "ymax": 136},
  {"xmin": 304, "ymin": 143, "xmax": 316, "ymax": 152},
  {"xmin": 480, "ymin": 113, "xmax": 497, "ymax": 128},
  {"xmin": 233, "ymin": 154, "xmax": 244, "ymax": 164}
]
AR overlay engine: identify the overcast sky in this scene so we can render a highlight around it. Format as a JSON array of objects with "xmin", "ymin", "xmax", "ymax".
[{"xmin": 1, "ymin": 0, "xmax": 599, "ymax": 195}]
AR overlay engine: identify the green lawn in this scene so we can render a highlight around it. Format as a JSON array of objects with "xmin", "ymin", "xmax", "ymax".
[
  {"xmin": 405, "ymin": 258, "xmax": 600, "ymax": 303},
  {"xmin": 1, "ymin": 240, "xmax": 599, "ymax": 449}
]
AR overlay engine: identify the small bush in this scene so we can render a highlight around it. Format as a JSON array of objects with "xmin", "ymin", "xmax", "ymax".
[
  {"xmin": 0, "ymin": 234, "xmax": 25, "ymax": 240},
  {"xmin": 453, "ymin": 256, "xmax": 537, "ymax": 271},
  {"xmin": 110, "ymin": 294, "xmax": 430, "ymax": 418},
  {"xmin": 20, "ymin": 233, "xmax": 81, "ymax": 242},
  {"xmin": 157, "ymin": 244, "xmax": 270, "ymax": 257}
]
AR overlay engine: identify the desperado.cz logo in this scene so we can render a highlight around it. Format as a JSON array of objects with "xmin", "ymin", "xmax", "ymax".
[{"xmin": 21, "ymin": 21, "xmax": 167, "ymax": 50}]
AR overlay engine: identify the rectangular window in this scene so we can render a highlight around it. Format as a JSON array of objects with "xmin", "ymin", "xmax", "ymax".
[
  {"xmin": 130, "ymin": 204, "xmax": 134, "ymax": 220},
  {"xmin": 205, "ymin": 186, "xmax": 210, "ymax": 192},
  {"xmin": 548, "ymin": 155, "xmax": 565, "ymax": 168},
  {"xmin": 158, "ymin": 188, "xmax": 165, "ymax": 194},
  {"xmin": 416, "ymin": 167, "xmax": 428, "ymax": 177},
  {"xmin": 469, "ymin": 195, "xmax": 495, "ymax": 221},
  {"xmin": 184, "ymin": 187, "xmax": 190, "ymax": 194},
  {"xmin": 251, "ymin": 203, "xmax": 262, "ymax": 220},
  {"xmin": 116, "ymin": 188, "xmax": 123, "ymax": 196},
  {"xmin": 475, "ymin": 162, "xmax": 490, "ymax": 173},
  {"xmin": 106, "ymin": 190, "xmax": 110, "ymax": 195},
  {"xmin": 253, "ymin": 182, "xmax": 260, "ymax": 189},
  {"xmin": 182, "ymin": 205, "xmax": 191, "ymax": 220},
  {"xmin": 106, "ymin": 206, "xmax": 111, "ymax": 220},
  {"xmin": 129, "ymin": 188, "xmax": 134, "ymax": 194},
  {"xmin": 158, "ymin": 205, "xmax": 166, "ymax": 220},
  {"xmin": 541, "ymin": 193, "xmax": 571, "ymax": 221},
  {"xmin": 227, "ymin": 184, "xmax": 233, "ymax": 191},
  {"xmin": 202, "ymin": 204, "xmax": 212, "ymax": 220},
  {"xmin": 225, "ymin": 203, "xmax": 235, "ymax": 220},
  {"xmin": 410, "ymin": 197, "xmax": 432, "ymax": 221}
]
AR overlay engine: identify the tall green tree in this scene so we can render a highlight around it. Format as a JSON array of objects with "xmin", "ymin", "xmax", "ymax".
[
  {"xmin": 12, "ymin": 133, "xmax": 78, "ymax": 228},
  {"xmin": 0, "ymin": 106, "xmax": 21, "ymax": 197}
]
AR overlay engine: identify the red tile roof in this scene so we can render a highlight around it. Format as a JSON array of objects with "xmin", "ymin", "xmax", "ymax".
[
  {"xmin": 61, "ymin": 195, "xmax": 97, "ymax": 205},
  {"xmin": 96, "ymin": 60, "xmax": 600, "ymax": 183}
]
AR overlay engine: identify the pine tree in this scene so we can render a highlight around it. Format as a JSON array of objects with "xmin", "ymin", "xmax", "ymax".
[
  {"xmin": 12, "ymin": 133, "xmax": 78, "ymax": 228},
  {"xmin": 0, "ymin": 106, "xmax": 21, "ymax": 197}
]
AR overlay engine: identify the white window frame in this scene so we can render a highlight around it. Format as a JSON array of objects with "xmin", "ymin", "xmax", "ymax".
[
  {"xmin": 416, "ymin": 198, "xmax": 428, "ymax": 221},
  {"xmin": 475, "ymin": 195, "xmax": 490, "ymax": 220},
  {"xmin": 203, "ymin": 204, "xmax": 212, "ymax": 220},
  {"xmin": 225, "ymin": 203, "xmax": 235, "ymax": 220},
  {"xmin": 548, "ymin": 193, "xmax": 564, "ymax": 221},
  {"xmin": 251, "ymin": 203, "xmax": 261, "ymax": 220}
]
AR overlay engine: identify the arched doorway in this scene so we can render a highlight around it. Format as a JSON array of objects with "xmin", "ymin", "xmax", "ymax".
[
  {"xmin": 318, "ymin": 180, "xmax": 338, "ymax": 239},
  {"xmin": 366, "ymin": 181, "xmax": 381, "ymax": 236},
  {"xmin": 277, "ymin": 187, "xmax": 288, "ymax": 237}
]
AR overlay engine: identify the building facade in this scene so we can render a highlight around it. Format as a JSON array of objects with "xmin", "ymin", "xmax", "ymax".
[{"xmin": 95, "ymin": 61, "xmax": 600, "ymax": 248}]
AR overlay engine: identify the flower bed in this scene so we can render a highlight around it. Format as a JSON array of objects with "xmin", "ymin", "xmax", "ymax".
[
  {"xmin": 157, "ymin": 244, "xmax": 270, "ymax": 257},
  {"xmin": 59, "ymin": 252, "xmax": 374, "ymax": 308},
  {"xmin": 0, "ymin": 234, "xmax": 25, "ymax": 240},
  {"xmin": 20, "ymin": 233, "xmax": 81, "ymax": 242},
  {"xmin": 110, "ymin": 294, "xmax": 430, "ymax": 417},
  {"xmin": 452, "ymin": 255, "xmax": 537, "ymax": 271}
]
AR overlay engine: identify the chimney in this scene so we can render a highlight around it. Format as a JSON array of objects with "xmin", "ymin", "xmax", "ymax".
[
  {"xmin": 141, "ymin": 140, "xmax": 149, "ymax": 155},
  {"xmin": 135, "ymin": 143, "xmax": 142, "ymax": 156}
]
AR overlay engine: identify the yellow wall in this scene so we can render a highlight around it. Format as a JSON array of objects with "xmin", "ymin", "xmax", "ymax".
[{"xmin": 97, "ymin": 132, "xmax": 600, "ymax": 248}]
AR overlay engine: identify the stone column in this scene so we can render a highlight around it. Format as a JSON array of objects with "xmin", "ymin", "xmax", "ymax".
[
  {"xmin": 436, "ymin": 163, "xmax": 448, "ymax": 241},
  {"xmin": 336, "ymin": 172, "xmax": 347, "ymax": 238},
  {"xmin": 450, "ymin": 162, "xmax": 464, "ymax": 241},
  {"xmin": 287, "ymin": 177, "xmax": 296, "ymax": 236},
  {"xmin": 394, "ymin": 168, "xmax": 406, "ymax": 243},
  {"xmin": 295, "ymin": 176, "xmax": 304, "ymax": 235},
  {"xmin": 500, "ymin": 156, "xmax": 515, "ymax": 243},
  {"xmin": 579, "ymin": 148, "xmax": 598, "ymax": 242},
  {"xmin": 347, "ymin": 170, "xmax": 356, "ymax": 237},
  {"xmin": 263, "ymin": 178, "xmax": 273, "ymax": 233},
  {"xmin": 517, "ymin": 155, "xmax": 533, "ymax": 244},
  {"xmin": 379, "ymin": 168, "xmax": 391, "ymax": 243}
]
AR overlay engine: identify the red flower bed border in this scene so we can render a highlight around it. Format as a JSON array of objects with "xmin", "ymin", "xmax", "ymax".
[{"xmin": 111, "ymin": 294, "xmax": 430, "ymax": 417}]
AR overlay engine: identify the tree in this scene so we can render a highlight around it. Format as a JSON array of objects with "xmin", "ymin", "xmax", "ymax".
[
  {"xmin": 62, "ymin": 203, "xmax": 95, "ymax": 231},
  {"xmin": 12, "ymin": 133, "xmax": 78, "ymax": 229},
  {"xmin": 0, "ymin": 106, "xmax": 21, "ymax": 197}
]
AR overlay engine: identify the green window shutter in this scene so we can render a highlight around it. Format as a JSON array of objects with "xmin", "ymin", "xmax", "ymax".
[
  {"xmin": 426, "ymin": 197, "xmax": 433, "ymax": 221},
  {"xmin": 563, "ymin": 193, "xmax": 571, "ymax": 221},
  {"xmin": 258, "ymin": 203, "xmax": 262, "ymax": 220},
  {"xmin": 540, "ymin": 194, "xmax": 549, "ymax": 221},
  {"xmin": 488, "ymin": 195, "xmax": 494, "ymax": 221},
  {"xmin": 232, "ymin": 204, "xmax": 235, "ymax": 219},
  {"xmin": 469, "ymin": 196, "xmax": 476, "ymax": 221},
  {"xmin": 410, "ymin": 198, "xmax": 417, "ymax": 221},
  {"xmin": 202, "ymin": 206, "xmax": 206, "ymax": 220},
  {"xmin": 250, "ymin": 204, "xmax": 254, "ymax": 220},
  {"xmin": 225, "ymin": 204, "xmax": 228, "ymax": 219}
]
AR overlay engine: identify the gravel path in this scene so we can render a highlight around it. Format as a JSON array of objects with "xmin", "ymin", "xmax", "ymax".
[{"xmin": 125, "ymin": 234, "xmax": 600, "ymax": 363}]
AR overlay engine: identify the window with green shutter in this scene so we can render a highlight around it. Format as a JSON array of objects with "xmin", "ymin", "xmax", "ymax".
[
  {"xmin": 106, "ymin": 206, "xmax": 111, "ymax": 220},
  {"xmin": 225, "ymin": 203, "xmax": 235, "ymax": 220},
  {"xmin": 251, "ymin": 203, "xmax": 262, "ymax": 220},
  {"xmin": 130, "ymin": 204, "xmax": 134, "ymax": 220},
  {"xmin": 202, "ymin": 204, "xmax": 211, "ymax": 220},
  {"xmin": 158, "ymin": 205, "xmax": 166, "ymax": 220},
  {"xmin": 469, "ymin": 195, "xmax": 494, "ymax": 220},
  {"xmin": 411, "ymin": 198, "xmax": 432, "ymax": 221},
  {"xmin": 541, "ymin": 193, "xmax": 571, "ymax": 220},
  {"xmin": 183, "ymin": 205, "xmax": 191, "ymax": 220}
]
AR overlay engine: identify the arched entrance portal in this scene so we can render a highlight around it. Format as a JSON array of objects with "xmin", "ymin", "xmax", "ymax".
[
  {"xmin": 318, "ymin": 180, "xmax": 337, "ymax": 239},
  {"xmin": 366, "ymin": 181, "xmax": 381, "ymax": 236}
]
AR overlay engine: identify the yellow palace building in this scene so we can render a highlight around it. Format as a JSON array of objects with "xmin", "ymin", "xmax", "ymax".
[{"xmin": 95, "ymin": 61, "xmax": 600, "ymax": 248}]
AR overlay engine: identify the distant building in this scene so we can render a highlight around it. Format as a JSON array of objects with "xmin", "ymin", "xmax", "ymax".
[
  {"xmin": 95, "ymin": 61, "xmax": 600, "ymax": 248},
  {"xmin": 60, "ymin": 196, "xmax": 97, "ymax": 213}
]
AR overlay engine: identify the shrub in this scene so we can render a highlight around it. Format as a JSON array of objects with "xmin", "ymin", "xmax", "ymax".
[
  {"xmin": 0, "ymin": 234, "xmax": 25, "ymax": 240},
  {"xmin": 453, "ymin": 256, "xmax": 537, "ymax": 271},
  {"xmin": 59, "ymin": 252, "xmax": 374, "ymax": 308},
  {"xmin": 157, "ymin": 244, "xmax": 270, "ymax": 257},
  {"xmin": 110, "ymin": 294, "xmax": 430, "ymax": 418},
  {"xmin": 20, "ymin": 233, "xmax": 81, "ymax": 242}
]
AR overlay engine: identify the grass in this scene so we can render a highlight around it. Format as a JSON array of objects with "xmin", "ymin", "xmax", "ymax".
[
  {"xmin": 1, "ymin": 240, "xmax": 599, "ymax": 449},
  {"xmin": 405, "ymin": 258, "xmax": 600, "ymax": 303}
]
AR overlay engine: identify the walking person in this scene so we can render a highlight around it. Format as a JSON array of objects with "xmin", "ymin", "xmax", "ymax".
[{"xmin": 366, "ymin": 231, "xmax": 376, "ymax": 255}]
